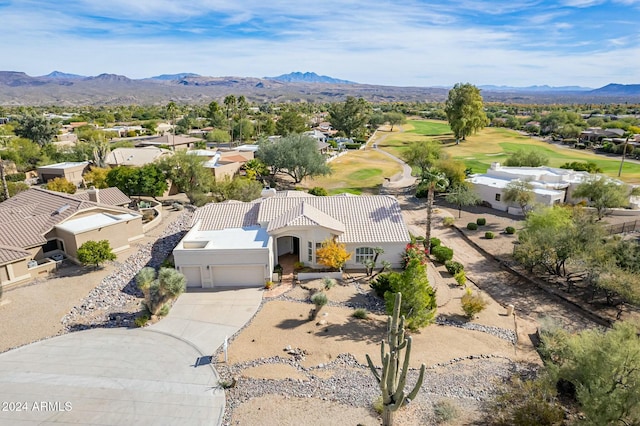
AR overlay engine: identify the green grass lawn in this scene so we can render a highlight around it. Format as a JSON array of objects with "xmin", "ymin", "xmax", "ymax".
[{"xmin": 406, "ymin": 120, "xmax": 452, "ymax": 136}]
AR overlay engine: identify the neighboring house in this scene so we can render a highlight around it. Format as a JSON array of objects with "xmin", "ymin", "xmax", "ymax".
[
  {"xmin": 105, "ymin": 146, "xmax": 174, "ymax": 167},
  {"xmin": 467, "ymin": 162, "xmax": 594, "ymax": 214},
  {"xmin": 72, "ymin": 187, "xmax": 132, "ymax": 207},
  {"xmin": 37, "ymin": 161, "xmax": 90, "ymax": 186},
  {"xmin": 0, "ymin": 188, "xmax": 143, "ymax": 288},
  {"xmin": 188, "ymin": 149, "xmax": 254, "ymax": 181},
  {"xmin": 136, "ymin": 134, "xmax": 201, "ymax": 150},
  {"xmin": 173, "ymin": 192, "xmax": 410, "ymax": 288},
  {"xmin": 580, "ymin": 128, "xmax": 625, "ymax": 144}
]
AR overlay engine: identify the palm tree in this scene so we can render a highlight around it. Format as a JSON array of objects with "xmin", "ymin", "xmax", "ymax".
[
  {"xmin": 166, "ymin": 101, "xmax": 177, "ymax": 150},
  {"xmin": 422, "ymin": 169, "xmax": 449, "ymax": 250},
  {"xmin": 0, "ymin": 153, "xmax": 9, "ymax": 200},
  {"xmin": 223, "ymin": 95, "xmax": 236, "ymax": 144},
  {"xmin": 618, "ymin": 131, "xmax": 633, "ymax": 177}
]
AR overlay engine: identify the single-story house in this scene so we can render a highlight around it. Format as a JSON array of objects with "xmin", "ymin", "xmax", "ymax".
[
  {"xmin": 0, "ymin": 188, "xmax": 143, "ymax": 288},
  {"xmin": 467, "ymin": 162, "xmax": 593, "ymax": 214},
  {"xmin": 37, "ymin": 161, "xmax": 90, "ymax": 186},
  {"xmin": 173, "ymin": 192, "xmax": 411, "ymax": 288},
  {"xmin": 105, "ymin": 146, "xmax": 174, "ymax": 167},
  {"xmin": 136, "ymin": 134, "xmax": 201, "ymax": 150},
  {"xmin": 188, "ymin": 149, "xmax": 254, "ymax": 181}
]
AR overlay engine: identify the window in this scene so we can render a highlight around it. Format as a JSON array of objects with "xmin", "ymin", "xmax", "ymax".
[
  {"xmin": 495, "ymin": 193, "xmax": 501, "ymax": 201},
  {"xmin": 355, "ymin": 247, "xmax": 376, "ymax": 264},
  {"xmin": 307, "ymin": 241, "xmax": 313, "ymax": 262}
]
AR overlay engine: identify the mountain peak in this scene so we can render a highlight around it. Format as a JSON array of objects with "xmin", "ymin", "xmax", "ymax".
[
  {"xmin": 148, "ymin": 73, "xmax": 201, "ymax": 81},
  {"xmin": 44, "ymin": 71, "xmax": 85, "ymax": 79},
  {"xmin": 265, "ymin": 71, "xmax": 356, "ymax": 84}
]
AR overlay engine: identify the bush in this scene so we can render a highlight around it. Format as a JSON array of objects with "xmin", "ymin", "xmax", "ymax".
[
  {"xmin": 5, "ymin": 172, "xmax": 26, "ymax": 182},
  {"xmin": 429, "ymin": 237, "xmax": 441, "ymax": 250},
  {"xmin": 505, "ymin": 226, "xmax": 516, "ymax": 234},
  {"xmin": 433, "ymin": 400, "xmax": 459, "ymax": 424},
  {"xmin": 454, "ymin": 270, "xmax": 466, "ymax": 286},
  {"xmin": 443, "ymin": 216, "xmax": 455, "ymax": 226},
  {"xmin": 352, "ymin": 308, "xmax": 369, "ymax": 319},
  {"xmin": 323, "ymin": 277, "xmax": 336, "ymax": 290},
  {"xmin": 370, "ymin": 273, "xmax": 392, "ymax": 298},
  {"xmin": 311, "ymin": 292, "xmax": 328, "ymax": 307},
  {"xmin": 466, "ymin": 222, "xmax": 478, "ymax": 230},
  {"xmin": 293, "ymin": 261, "xmax": 305, "ymax": 271},
  {"xmin": 134, "ymin": 314, "xmax": 150, "ymax": 327},
  {"xmin": 415, "ymin": 182, "xmax": 429, "ymax": 198},
  {"xmin": 345, "ymin": 143, "xmax": 362, "ymax": 150},
  {"xmin": 403, "ymin": 243, "xmax": 428, "ymax": 267},
  {"xmin": 308, "ymin": 186, "xmax": 328, "ymax": 196},
  {"xmin": 461, "ymin": 288, "xmax": 487, "ymax": 318},
  {"xmin": 476, "ymin": 217, "xmax": 486, "ymax": 226},
  {"xmin": 485, "ymin": 231, "xmax": 495, "ymax": 239},
  {"xmin": 445, "ymin": 260, "xmax": 464, "ymax": 275},
  {"xmin": 372, "ymin": 396, "xmax": 384, "ymax": 415},
  {"xmin": 158, "ymin": 303, "xmax": 170, "ymax": 316},
  {"xmin": 431, "ymin": 245, "xmax": 454, "ymax": 263},
  {"xmin": 265, "ymin": 281, "xmax": 274, "ymax": 289}
]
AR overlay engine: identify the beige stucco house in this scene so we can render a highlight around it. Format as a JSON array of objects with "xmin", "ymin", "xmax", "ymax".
[
  {"xmin": 173, "ymin": 192, "xmax": 410, "ymax": 288},
  {"xmin": 37, "ymin": 161, "xmax": 90, "ymax": 186},
  {"xmin": 0, "ymin": 188, "xmax": 143, "ymax": 289}
]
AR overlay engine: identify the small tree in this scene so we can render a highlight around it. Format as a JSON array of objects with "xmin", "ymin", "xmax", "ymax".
[
  {"xmin": 77, "ymin": 240, "xmax": 116, "ymax": 268},
  {"xmin": 572, "ymin": 176, "xmax": 632, "ymax": 219},
  {"xmin": 460, "ymin": 288, "xmax": 487, "ymax": 319},
  {"xmin": 135, "ymin": 267, "xmax": 187, "ymax": 316},
  {"xmin": 384, "ymin": 259, "xmax": 437, "ymax": 330},
  {"xmin": 445, "ymin": 183, "xmax": 480, "ymax": 218},
  {"xmin": 46, "ymin": 177, "xmax": 77, "ymax": 194},
  {"xmin": 503, "ymin": 180, "xmax": 535, "ymax": 214},
  {"xmin": 310, "ymin": 292, "xmax": 328, "ymax": 320},
  {"xmin": 316, "ymin": 239, "xmax": 351, "ymax": 271},
  {"xmin": 366, "ymin": 292, "xmax": 426, "ymax": 426}
]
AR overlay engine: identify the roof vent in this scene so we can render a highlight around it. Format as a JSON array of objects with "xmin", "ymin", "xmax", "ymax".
[{"xmin": 55, "ymin": 204, "xmax": 70, "ymax": 214}]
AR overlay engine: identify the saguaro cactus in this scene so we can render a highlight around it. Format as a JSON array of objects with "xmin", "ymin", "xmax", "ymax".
[{"xmin": 366, "ymin": 292, "xmax": 426, "ymax": 426}]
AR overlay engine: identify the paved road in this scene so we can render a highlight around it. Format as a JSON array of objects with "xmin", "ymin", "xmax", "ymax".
[{"xmin": 0, "ymin": 289, "xmax": 263, "ymax": 425}]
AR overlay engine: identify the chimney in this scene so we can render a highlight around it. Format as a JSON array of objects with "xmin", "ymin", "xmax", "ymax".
[
  {"xmin": 490, "ymin": 162, "xmax": 501, "ymax": 170},
  {"xmin": 88, "ymin": 186, "xmax": 99, "ymax": 203},
  {"xmin": 261, "ymin": 187, "xmax": 277, "ymax": 198}
]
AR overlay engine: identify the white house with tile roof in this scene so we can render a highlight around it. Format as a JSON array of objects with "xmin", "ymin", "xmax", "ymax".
[{"xmin": 173, "ymin": 193, "xmax": 411, "ymax": 288}]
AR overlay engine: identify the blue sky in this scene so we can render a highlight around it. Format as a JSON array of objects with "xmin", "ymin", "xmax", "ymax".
[{"xmin": 1, "ymin": 0, "xmax": 639, "ymax": 87}]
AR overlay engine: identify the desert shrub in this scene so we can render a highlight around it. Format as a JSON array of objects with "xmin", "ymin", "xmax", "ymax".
[
  {"xmin": 323, "ymin": 277, "xmax": 336, "ymax": 290},
  {"xmin": 310, "ymin": 292, "xmax": 328, "ymax": 320},
  {"xmin": 461, "ymin": 288, "xmax": 487, "ymax": 318},
  {"xmin": 370, "ymin": 273, "xmax": 393, "ymax": 298},
  {"xmin": 467, "ymin": 222, "xmax": 478, "ymax": 230},
  {"xmin": 443, "ymin": 216, "xmax": 455, "ymax": 226},
  {"xmin": 189, "ymin": 192, "xmax": 213, "ymax": 207},
  {"xmin": 352, "ymin": 308, "xmax": 369, "ymax": 319},
  {"xmin": 5, "ymin": 172, "xmax": 26, "ymax": 182},
  {"xmin": 489, "ymin": 374, "xmax": 564, "ymax": 426},
  {"xmin": 454, "ymin": 270, "xmax": 466, "ymax": 286},
  {"xmin": 432, "ymin": 245, "xmax": 454, "ymax": 263},
  {"xmin": 158, "ymin": 303, "xmax": 170, "ymax": 316},
  {"xmin": 372, "ymin": 396, "xmax": 384, "ymax": 414},
  {"xmin": 402, "ymin": 243, "xmax": 428, "ymax": 267},
  {"xmin": 308, "ymin": 186, "xmax": 328, "ymax": 196},
  {"xmin": 485, "ymin": 231, "xmax": 495, "ymax": 239},
  {"xmin": 445, "ymin": 260, "xmax": 464, "ymax": 275},
  {"xmin": 161, "ymin": 258, "xmax": 175, "ymax": 269},
  {"xmin": 505, "ymin": 226, "xmax": 516, "ymax": 234},
  {"xmin": 433, "ymin": 400, "xmax": 460, "ymax": 424},
  {"xmin": 429, "ymin": 237, "xmax": 441, "ymax": 250},
  {"xmin": 294, "ymin": 261, "xmax": 305, "ymax": 271},
  {"xmin": 476, "ymin": 217, "xmax": 486, "ymax": 226},
  {"xmin": 134, "ymin": 314, "xmax": 150, "ymax": 327},
  {"xmin": 264, "ymin": 281, "xmax": 274, "ymax": 289}
]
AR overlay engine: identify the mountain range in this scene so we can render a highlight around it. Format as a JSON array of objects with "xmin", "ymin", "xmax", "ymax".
[{"xmin": 0, "ymin": 71, "xmax": 639, "ymax": 106}]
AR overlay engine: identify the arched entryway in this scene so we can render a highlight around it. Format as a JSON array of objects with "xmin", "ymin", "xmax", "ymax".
[{"xmin": 276, "ymin": 236, "xmax": 300, "ymax": 279}]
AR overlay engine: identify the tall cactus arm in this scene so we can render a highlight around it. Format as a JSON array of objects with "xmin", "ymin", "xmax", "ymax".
[
  {"xmin": 406, "ymin": 364, "xmax": 426, "ymax": 402},
  {"xmin": 393, "ymin": 336, "xmax": 413, "ymax": 403},
  {"xmin": 365, "ymin": 354, "xmax": 381, "ymax": 383}
]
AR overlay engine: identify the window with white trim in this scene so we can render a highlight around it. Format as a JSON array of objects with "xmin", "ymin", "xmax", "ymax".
[
  {"xmin": 307, "ymin": 241, "xmax": 313, "ymax": 262},
  {"xmin": 355, "ymin": 247, "xmax": 376, "ymax": 264}
]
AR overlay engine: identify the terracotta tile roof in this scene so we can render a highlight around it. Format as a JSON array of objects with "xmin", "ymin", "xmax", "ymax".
[
  {"xmin": 194, "ymin": 194, "xmax": 409, "ymax": 244},
  {"xmin": 0, "ymin": 245, "xmax": 30, "ymax": 265},
  {"xmin": 267, "ymin": 203, "xmax": 346, "ymax": 234},
  {"xmin": 0, "ymin": 188, "xmax": 131, "ymax": 249},
  {"xmin": 193, "ymin": 201, "xmax": 261, "ymax": 230},
  {"xmin": 72, "ymin": 187, "xmax": 131, "ymax": 206}
]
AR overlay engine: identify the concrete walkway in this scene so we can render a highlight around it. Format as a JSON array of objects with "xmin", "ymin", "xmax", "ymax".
[{"xmin": 0, "ymin": 289, "xmax": 263, "ymax": 425}]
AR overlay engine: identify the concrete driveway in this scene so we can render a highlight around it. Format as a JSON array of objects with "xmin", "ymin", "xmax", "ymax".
[{"xmin": 0, "ymin": 288, "xmax": 263, "ymax": 425}]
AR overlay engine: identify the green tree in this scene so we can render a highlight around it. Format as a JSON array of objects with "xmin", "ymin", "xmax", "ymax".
[
  {"xmin": 384, "ymin": 112, "xmax": 406, "ymax": 131},
  {"xmin": 137, "ymin": 164, "xmax": 168, "ymax": 198},
  {"xmin": 84, "ymin": 167, "xmax": 110, "ymax": 189},
  {"xmin": 135, "ymin": 267, "xmax": 187, "ymax": 316},
  {"xmin": 444, "ymin": 83, "xmax": 489, "ymax": 141},
  {"xmin": 503, "ymin": 180, "xmax": 535, "ymax": 214},
  {"xmin": 243, "ymin": 158, "xmax": 269, "ymax": 181},
  {"xmin": 158, "ymin": 150, "xmax": 214, "ymax": 203},
  {"xmin": 541, "ymin": 322, "xmax": 640, "ymax": 425},
  {"xmin": 209, "ymin": 176, "xmax": 263, "ymax": 202},
  {"xmin": 256, "ymin": 134, "xmax": 331, "ymax": 183},
  {"xmin": 328, "ymin": 97, "xmax": 371, "ymax": 138},
  {"xmin": 275, "ymin": 110, "xmax": 307, "ymax": 136},
  {"xmin": 401, "ymin": 141, "xmax": 441, "ymax": 182},
  {"xmin": 77, "ymin": 240, "xmax": 116, "ymax": 268},
  {"xmin": 206, "ymin": 129, "xmax": 231, "ymax": 144},
  {"xmin": 207, "ymin": 101, "xmax": 226, "ymax": 128},
  {"xmin": 504, "ymin": 149, "xmax": 549, "ymax": 167},
  {"xmin": 14, "ymin": 114, "xmax": 58, "ymax": 146},
  {"xmin": 45, "ymin": 177, "xmax": 76, "ymax": 194},
  {"xmin": 572, "ymin": 176, "xmax": 632, "ymax": 219},
  {"xmin": 106, "ymin": 166, "xmax": 140, "ymax": 197},
  {"xmin": 0, "ymin": 181, "xmax": 29, "ymax": 201},
  {"xmin": 445, "ymin": 182, "xmax": 480, "ymax": 218},
  {"xmin": 383, "ymin": 259, "xmax": 437, "ymax": 330}
]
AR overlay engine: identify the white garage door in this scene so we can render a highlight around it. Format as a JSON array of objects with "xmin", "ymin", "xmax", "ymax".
[
  {"xmin": 181, "ymin": 266, "xmax": 202, "ymax": 288},
  {"xmin": 211, "ymin": 265, "xmax": 264, "ymax": 287}
]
